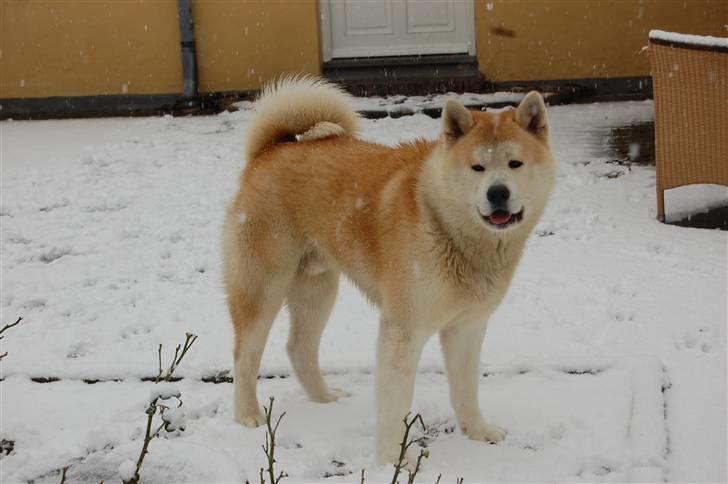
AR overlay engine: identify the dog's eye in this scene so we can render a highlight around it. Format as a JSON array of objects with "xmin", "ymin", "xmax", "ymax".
[
  {"xmin": 471, "ymin": 164, "xmax": 485, "ymax": 172},
  {"xmin": 509, "ymin": 160, "xmax": 524, "ymax": 169}
]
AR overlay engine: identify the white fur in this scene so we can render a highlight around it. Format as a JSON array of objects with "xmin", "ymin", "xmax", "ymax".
[{"xmin": 245, "ymin": 75, "xmax": 360, "ymax": 160}]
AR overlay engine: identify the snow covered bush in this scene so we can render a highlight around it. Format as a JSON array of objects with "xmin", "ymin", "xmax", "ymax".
[
  {"xmin": 257, "ymin": 401, "xmax": 445, "ymax": 484},
  {"xmin": 121, "ymin": 332, "xmax": 197, "ymax": 484}
]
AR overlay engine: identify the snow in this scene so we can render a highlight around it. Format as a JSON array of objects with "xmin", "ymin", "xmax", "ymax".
[
  {"xmin": 161, "ymin": 407, "xmax": 186, "ymax": 432},
  {"xmin": 664, "ymin": 184, "xmax": 728, "ymax": 223},
  {"xmin": 349, "ymin": 91, "xmax": 529, "ymax": 115},
  {"xmin": 149, "ymin": 382, "xmax": 181, "ymax": 403},
  {"xmin": 231, "ymin": 92, "xmax": 529, "ymax": 118},
  {"xmin": 649, "ymin": 29, "xmax": 728, "ymax": 48},
  {"xmin": 118, "ymin": 460, "xmax": 136, "ymax": 482},
  {"xmin": 1, "ymin": 100, "xmax": 725, "ymax": 482}
]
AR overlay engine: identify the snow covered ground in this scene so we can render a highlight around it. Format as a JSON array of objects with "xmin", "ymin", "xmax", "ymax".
[{"xmin": 1, "ymin": 99, "xmax": 725, "ymax": 483}]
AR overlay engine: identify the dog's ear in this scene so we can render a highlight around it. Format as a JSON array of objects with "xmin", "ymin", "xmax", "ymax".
[
  {"xmin": 515, "ymin": 91, "xmax": 549, "ymax": 142},
  {"xmin": 441, "ymin": 99, "xmax": 474, "ymax": 144}
]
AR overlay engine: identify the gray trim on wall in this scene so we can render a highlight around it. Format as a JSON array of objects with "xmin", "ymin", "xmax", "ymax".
[
  {"xmin": 492, "ymin": 76, "xmax": 653, "ymax": 103},
  {"xmin": 0, "ymin": 94, "xmax": 183, "ymax": 119},
  {"xmin": 0, "ymin": 90, "xmax": 261, "ymax": 120},
  {"xmin": 0, "ymin": 76, "xmax": 654, "ymax": 119}
]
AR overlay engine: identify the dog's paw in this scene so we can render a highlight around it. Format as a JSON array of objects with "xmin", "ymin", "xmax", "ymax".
[
  {"xmin": 234, "ymin": 412, "xmax": 266, "ymax": 428},
  {"xmin": 329, "ymin": 387, "xmax": 352, "ymax": 399},
  {"xmin": 312, "ymin": 387, "xmax": 351, "ymax": 403},
  {"xmin": 464, "ymin": 421, "xmax": 507, "ymax": 443}
]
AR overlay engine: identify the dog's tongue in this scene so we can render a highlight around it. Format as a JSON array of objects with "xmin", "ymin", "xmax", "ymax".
[{"xmin": 489, "ymin": 211, "xmax": 512, "ymax": 225}]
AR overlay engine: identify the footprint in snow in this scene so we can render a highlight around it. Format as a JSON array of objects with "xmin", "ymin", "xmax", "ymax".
[
  {"xmin": 677, "ymin": 327, "xmax": 716, "ymax": 354},
  {"xmin": 39, "ymin": 246, "xmax": 72, "ymax": 263}
]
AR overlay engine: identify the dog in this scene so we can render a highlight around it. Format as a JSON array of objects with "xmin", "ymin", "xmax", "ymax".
[{"xmin": 222, "ymin": 76, "xmax": 556, "ymax": 466}]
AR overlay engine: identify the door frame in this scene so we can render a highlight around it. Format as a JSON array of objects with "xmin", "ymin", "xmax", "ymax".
[{"xmin": 319, "ymin": 0, "xmax": 477, "ymax": 62}]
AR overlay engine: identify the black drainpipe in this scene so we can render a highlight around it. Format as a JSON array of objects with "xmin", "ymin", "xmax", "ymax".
[{"xmin": 177, "ymin": 0, "xmax": 199, "ymax": 107}]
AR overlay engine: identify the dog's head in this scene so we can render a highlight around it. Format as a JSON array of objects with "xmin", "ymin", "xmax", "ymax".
[{"xmin": 435, "ymin": 92, "xmax": 556, "ymax": 234}]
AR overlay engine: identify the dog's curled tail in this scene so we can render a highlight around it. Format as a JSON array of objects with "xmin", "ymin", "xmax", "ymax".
[{"xmin": 245, "ymin": 75, "xmax": 360, "ymax": 160}]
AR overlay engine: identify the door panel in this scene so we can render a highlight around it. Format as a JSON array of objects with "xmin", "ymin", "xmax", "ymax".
[
  {"xmin": 325, "ymin": 0, "xmax": 474, "ymax": 59},
  {"xmin": 406, "ymin": 0, "xmax": 455, "ymax": 34},
  {"xmin": 344, "ymin": 0, "xmax": 393, "ymax": 36}
]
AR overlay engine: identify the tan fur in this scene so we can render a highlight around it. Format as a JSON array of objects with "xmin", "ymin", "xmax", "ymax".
[{"xmin": 222, "ymin": 77, "xmax": 557, "ymax": 466}]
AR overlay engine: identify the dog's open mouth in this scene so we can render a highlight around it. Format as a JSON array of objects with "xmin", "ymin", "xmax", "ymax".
[{"xmin": 483, "ymin": 209, "xmax": 524, "ymax": 229}]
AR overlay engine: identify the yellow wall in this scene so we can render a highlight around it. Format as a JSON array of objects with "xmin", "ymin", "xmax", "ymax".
[
  {"xmin": 0, "ymin": 0, "xmax": 321, "ymax": 99},
  {"xmin": 1, "ymin": 0, "xmax": 726, "ymax": 99},
  {"xmin": 193, "ymin": 0, "xmax": 321, "ymax": 93},
  {"xmin": 0, "ymin": 0, "xmax": 183, "ymax": 98},
  {"xmin": 475, "ymin": 0, "xmax": 727, "ymax": 82}
]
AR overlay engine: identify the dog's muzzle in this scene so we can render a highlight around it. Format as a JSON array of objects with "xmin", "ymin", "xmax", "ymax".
[
  {"xmin": 481, "ymin": 184, "xmax": 523, "ymax": 229},
  {"xmin": 482, "ymin": 208, "xmax": 524, "ymax": 229}
]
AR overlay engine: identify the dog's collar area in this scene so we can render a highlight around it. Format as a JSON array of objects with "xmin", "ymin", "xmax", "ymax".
[{"xmin": 482, "ymin": 209, "xmax": 524, "ymax": 229}]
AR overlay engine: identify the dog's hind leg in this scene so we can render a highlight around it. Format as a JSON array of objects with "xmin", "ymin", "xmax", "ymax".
[
  {"xmin": 286, "ymin": 268, "xmax": 348, "ymax": 402},
  {"xmin": 440, "ymin": 320, "xmax": 506, "ymax": 443},
  {"xmin": 227, "ymin": 278, "xmax": 289, "ymax": 427},
  {"xmin": 223, "ymin": 210, "xmax": 296, "ymax": 427}
]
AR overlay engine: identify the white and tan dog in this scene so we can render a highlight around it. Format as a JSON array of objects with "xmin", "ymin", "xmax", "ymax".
[{"xmin": 222, "ymin": 76, "xmax": 556, "ymax": 466}]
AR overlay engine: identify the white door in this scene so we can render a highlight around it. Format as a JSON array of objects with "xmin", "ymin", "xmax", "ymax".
[{"xmin": 320, "ymin": 0, "xmax": 476, "ymax": 60}]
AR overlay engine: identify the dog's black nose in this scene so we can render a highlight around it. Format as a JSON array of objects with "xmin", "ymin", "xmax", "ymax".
[{"xmin": 487, "ymin": 185, "xmax": 510, "ymax": 205}]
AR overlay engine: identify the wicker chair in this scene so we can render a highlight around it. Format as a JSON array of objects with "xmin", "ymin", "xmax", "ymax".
[{"xmin": 649, "ymin": 30, "xmax": 728, "ymax": 222}]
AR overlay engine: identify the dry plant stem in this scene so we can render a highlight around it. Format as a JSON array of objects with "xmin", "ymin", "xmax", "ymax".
[
  {"xmin": 0, "ymin": 316, "xmax": 22, "ymax": 337},
  {"xmin": 131, "ymin": 408, "xmax": 167, "ymax": 482},
  {"xmin": 434, "ymin": 474, "xmax": 442, "ymax": 484},
  {"xmin": 59, "ymin": 466, "xmax": 68, "ymax": 484},
  {"xmin": 360, "ymin": 469, "xmax": 366, "ymax": 484},
  {"xmin": 260, "ymin": 397, "xmax": 288, "ymax": 484},
  {"xmin": 155, "ymin": 344, "xmax": 163, "ymax": 382},
  {"xmin": 456, "ymin": 478, "xmax": 464, "ymax": 484},
  {"xmin": 156, "ymin": 333, "xmax": 198, "ymax": 383},
  {"xmin": 0, "ymin": 316, "xmax": 23, "ymax": 360},
  {"xmin": 125, "ymin": 333, "xmax": 198, "ymax": 484},
  {"xmin": 390, "ymin": 413, "xmax": 426, "ymax": 484}
]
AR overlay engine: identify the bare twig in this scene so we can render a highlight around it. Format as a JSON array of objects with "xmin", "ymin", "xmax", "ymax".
[
  {"xmin": 155, "ymin": 333, "xmax": 197, "ymax": 384},
  {"xmin": 390, "ymin": 413, "xmax": 427, "ymax": 484},
  {"xmin": 155, "ymin": 344, "xmax": 163, "ymax": 382},
  {"xmin": 434, "ymin": 474, "xmax": 442, "ymax": 484},
  {"xmin": 0, "ymin": 316, "xmax": 23, "ymax": 361},
  {"xmin": 456, "ymin": 478, "xmax": 464, "ymax": 484},
  {"xmin": 260, "ymin": 397, "xmax": 288, "ymax": 484},
  {"xmin": 360, "ymin": 469, "xmax": 366, "ymax": 484},
  {"xmin": 0, "ymin": 316, "xmax": 22, "ymax": 337},
  {"xmin": 59, "ymin": 466, "xmax": 68, "ymax": 484}
]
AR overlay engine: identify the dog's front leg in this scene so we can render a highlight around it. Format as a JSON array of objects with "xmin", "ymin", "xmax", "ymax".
[
  {"xmin": 440, "ymin": 320, "xmax": 506, "ymax": 443},
  {"xmin": 375, "ymin": 318, "xmax": 428, "ymax": 467}
]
